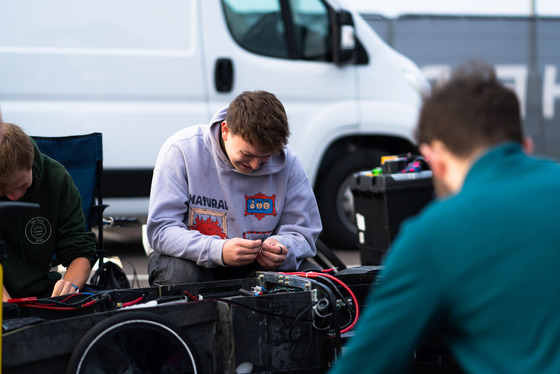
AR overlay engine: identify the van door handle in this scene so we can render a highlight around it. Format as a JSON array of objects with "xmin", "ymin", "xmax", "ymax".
[{"xmin": 215, "ymin": 58, "xmax": 234, "ymax": 93}]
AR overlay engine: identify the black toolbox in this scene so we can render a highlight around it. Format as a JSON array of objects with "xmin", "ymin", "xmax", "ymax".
[{"xmin": 351, "ymin": 170, "xmax": 434, "ymax": 265}]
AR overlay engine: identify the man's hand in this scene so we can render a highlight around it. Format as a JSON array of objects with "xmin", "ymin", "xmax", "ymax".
[
  {"xmin": 3, "ymin": 285, "xmax": 11, "ymax": 302},
  {"xmin": 256, "ymin": 238, "xmax": 288, "ymax": 269},
  {"xmin": 223, "ymin": 238, "xmax": 261, "ymax": 266},
  {"xmin": 51, "ymin": 257, "xmax": 90, "ymax": 297},
  {"xmin": 52, "ymin": 279, "xmax": 79, "ymax": 297}
]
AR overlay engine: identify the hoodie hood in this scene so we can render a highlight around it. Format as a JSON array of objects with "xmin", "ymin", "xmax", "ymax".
[
  {"xmin": 205, "ymin": 106, "xmax": 288, "ymax": 177},
  {"xmin": 23, "ymin": 140, "xmax": 45, "ymax": 200}
]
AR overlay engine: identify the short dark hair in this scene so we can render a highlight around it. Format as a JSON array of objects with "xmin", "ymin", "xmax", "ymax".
[
  {"xmin": 415, "ymin": 61, "xmax": 523, "ymax": 157},
  {"xmin": 0, "ymin": 123, "xmax": 34, "ymax": 191},
  {"xmin": 225, "ymin": 90, "xmax": 290, "ymax": 153}
]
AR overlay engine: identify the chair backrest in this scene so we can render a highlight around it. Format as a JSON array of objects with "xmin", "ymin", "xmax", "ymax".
[
  {"xmin": 32, "ymin": 133, "xmax": 103, "ymax": 232},
  {"xmin": 32, "ymin": 133, "xmax": 129, "ymax": 289}
]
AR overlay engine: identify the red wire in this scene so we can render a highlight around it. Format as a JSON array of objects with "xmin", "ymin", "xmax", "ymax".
[
  {"xmin": 121, "ymin": 296, "xmax": 144, "ymax": 307},
  {"xmin": 18, "ymin": 297, "xmax": 98, "ymax": 310},
  {"xmin": 81, "ymin": 300, "xmax": 97, "ymax": 308},
  {"xmin": 58, "ymin": 293, "xmax": 83, "ymax": 303},
  {"xmin": 17, "ymin": 295, "xmax": 141, "ymax": 310},
  {"xmin": 283, "ymin": 272, "xmax": 360, "ymax": 334},
  {"xmin": 184, "ymin": 290, "xmax": 199, "ymax": 301},
  {"xmin": 19, "ymin": 304, "xmax": 78, "ymax": 310}
]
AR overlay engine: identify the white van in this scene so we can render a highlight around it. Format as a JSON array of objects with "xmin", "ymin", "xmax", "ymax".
[{"xmin": 0, "ymin": 0, "xmax": 427, "ymax": 248}]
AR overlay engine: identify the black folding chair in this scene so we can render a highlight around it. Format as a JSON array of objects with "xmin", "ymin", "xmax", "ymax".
[{"xmin": 32, "ymin": 133, "xmax": 130, "ymax": 289}]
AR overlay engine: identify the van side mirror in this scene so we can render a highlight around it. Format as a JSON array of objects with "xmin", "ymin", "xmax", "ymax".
[{"xmin": 333, "ymin": 10, "xmax": 357, "ymax": 66}]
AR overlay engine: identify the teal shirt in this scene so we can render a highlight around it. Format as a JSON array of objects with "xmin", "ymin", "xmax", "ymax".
[
  {"xmin": 2, "ymin": 141, "xmax": 96, "ymax": 298},
  {"xmin": 330, "ymin": 143, "xmax": 560, "ymax": 374}
]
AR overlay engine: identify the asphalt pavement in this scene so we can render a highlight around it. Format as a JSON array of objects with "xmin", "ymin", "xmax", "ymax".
[{"xmin": 100, "ymin": 224, "xmax": 361, "ymax": 288}]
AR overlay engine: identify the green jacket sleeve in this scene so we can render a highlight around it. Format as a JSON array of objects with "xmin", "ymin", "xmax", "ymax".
[{"xmin": 54, "ymin": 167, "xmax": 96, "ymax": 267}]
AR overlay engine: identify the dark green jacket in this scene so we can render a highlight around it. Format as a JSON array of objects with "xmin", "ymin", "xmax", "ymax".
[
  {"xmin": 330, "ymin": 143, "xmax": 560, "ymax": 374},
  {"xmin": 2, "ymin": 140, "xmax": 96, "ymax": 298}
]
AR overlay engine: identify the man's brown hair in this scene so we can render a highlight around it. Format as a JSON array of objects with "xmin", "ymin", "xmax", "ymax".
[
  {"xmin": 225, "ymin": 90, "xmax": 290, "ymax": 153},
  {"xmin": 0, "ymin": 123, "xmax": 34, "ymax": 190},
  {"xmin": 415, "ymin": 61, "xmax": 523, "ymax": 157}
]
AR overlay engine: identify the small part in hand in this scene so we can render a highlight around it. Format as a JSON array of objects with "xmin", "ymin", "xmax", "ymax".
[{"xmin": 259, "ymin": 235, "xmax": 267, "ymax": 254}]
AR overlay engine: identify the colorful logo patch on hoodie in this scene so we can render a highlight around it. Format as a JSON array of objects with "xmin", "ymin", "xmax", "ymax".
[
  {"xmin": 25, "ymin": 216, "xmax": 52, "ymax": 244},
  {"xmin": 188, "ymin": 207, "xmax": 228, "ymax": 239},
  {"xmin": 245, "ymin": 193, "xmax": 277, "ymax": 220}
]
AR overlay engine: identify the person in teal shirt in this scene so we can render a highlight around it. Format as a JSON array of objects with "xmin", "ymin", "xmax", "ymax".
[{"xmin": 330, "ymin": 62, "xmax": 560, "ymax": 374}]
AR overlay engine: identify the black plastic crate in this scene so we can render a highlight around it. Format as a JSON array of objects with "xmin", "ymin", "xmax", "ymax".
[{"xmin": 351, "ymin": 170, "xmax": 434, "ymax": 265}]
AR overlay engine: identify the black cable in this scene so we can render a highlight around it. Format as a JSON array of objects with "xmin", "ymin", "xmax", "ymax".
[
  {"xmin": 300, "ymin": 275, "xmax": 356, "ymax": 332},
  {"xmin": 288, "ymin": 302, "xmax": 315, "ymax": 361},
  {"xmin": 204, "ymin": 297, "xmax": 315, "ymax": 324},
  {"xmin": 34, "ymin": 292, "xmax": 103, "ymax": 307},
  {"xmin": 120, "ymin": 257, "xmax": 140, "ymax": 288},
  {"xmin": 312, "ymin": 274, "xmax": 356, "ymax": 315},
  {"xmin": 302, "ymin": 278, "xmax": 343, "ymax": 357}
]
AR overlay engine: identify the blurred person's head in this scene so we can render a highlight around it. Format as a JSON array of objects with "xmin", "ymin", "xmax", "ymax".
[
  {"xmin": 0, "ymin": 108, "xmax": 4, "ymax": 143},
  {"xmin": 415, "ymin": 61, "xmax": 526, "ymax": 196},
  {"xmin": 0, "ymin": 123, "xmax": 34, "ymax": 200}
]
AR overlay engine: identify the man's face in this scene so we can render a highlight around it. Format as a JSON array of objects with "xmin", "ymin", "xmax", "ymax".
[
  {"xmin": 430, "ymin": 174, "xmax": 454, "ymax": 198},
  {"xmin": 221, "ymin": 122, "xmax": 272, "ymax": 174},
  {"xmin": 2, "ymin": 169, "xmax": 33, "ymax": 201}
]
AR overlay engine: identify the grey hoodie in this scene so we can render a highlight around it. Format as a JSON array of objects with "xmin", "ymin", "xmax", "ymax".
[{"xmin": 147, "ymin": 107, "xmax": 321, "ymax": 269}]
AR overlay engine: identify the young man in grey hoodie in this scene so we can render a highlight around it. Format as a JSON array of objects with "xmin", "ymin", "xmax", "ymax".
[{"xmin": 147, "ymin": 90, "xmax": 322, "ymax": 284}]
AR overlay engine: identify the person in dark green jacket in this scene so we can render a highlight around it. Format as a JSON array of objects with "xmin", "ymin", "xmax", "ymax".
[
  {"xmin": 330, "ymin": 62, "xmax": 560, "ymax": 374},
  {"xmin": 0, "ymin": 123, "xmax": 96, "ymax": 300}
]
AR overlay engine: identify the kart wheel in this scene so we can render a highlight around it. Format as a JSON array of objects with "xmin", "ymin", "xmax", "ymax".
[
  {"xmin": 66, "ymin": 311, "xmax": 199, "ymax": 374},
  {"xmin": 316, "ymin": 149, "xmax": 384, "ymax": 249}
]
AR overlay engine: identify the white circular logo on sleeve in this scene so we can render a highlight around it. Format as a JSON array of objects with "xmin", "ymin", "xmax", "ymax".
[{"xmin": 25, "ymin": 217, "xmax": 52, "ymax": 244}]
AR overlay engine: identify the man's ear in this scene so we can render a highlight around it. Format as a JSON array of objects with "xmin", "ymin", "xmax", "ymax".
[
  {"xmin": 221, "ymin": 121, "xmax": 229, "ymax": 139},
  {"xmin": 522, "ymin": 136, "xmax": 534, "ymax": 155},
  {"xmin": 420, "ymin": 141, "xmax": 447, "ymax": 179}
]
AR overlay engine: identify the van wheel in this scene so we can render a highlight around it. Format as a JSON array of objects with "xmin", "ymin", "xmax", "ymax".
[
  {"xmin": 66, "ymin": 311, "xmax": 199, "ymax": 374},
  {"xmin": 316, "ymin": 150, "xmax": 384, "ymax": 250}
]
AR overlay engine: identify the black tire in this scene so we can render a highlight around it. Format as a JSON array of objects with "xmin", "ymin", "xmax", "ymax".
[
  {"xmin": 316, "ymin": 149, "xmax": 384, "ymax": 249},
  {"xmin": 66, "ymin": 311, "xmax": 199, "ymax": 374}
]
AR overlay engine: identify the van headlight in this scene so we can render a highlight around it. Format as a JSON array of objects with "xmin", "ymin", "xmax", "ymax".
[{"xmin": 402, "ymin": 69, "xmax": 430, "ymax": 97}]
